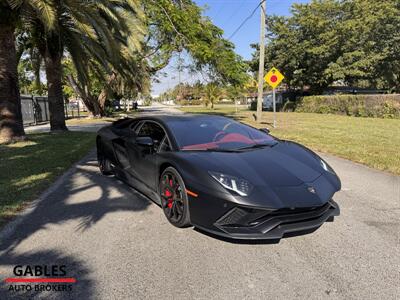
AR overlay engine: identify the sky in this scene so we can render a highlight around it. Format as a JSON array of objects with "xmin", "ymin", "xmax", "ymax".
[{"xmin": 151, "ymin": 0, "xmax": 309, "ymax": 96}]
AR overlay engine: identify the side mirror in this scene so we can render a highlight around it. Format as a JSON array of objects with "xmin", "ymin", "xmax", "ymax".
[
  {"xmin": 136, "ymin": 136, "xmax": 154, "ymax": 147},
  {"xmin": 259, "ymin": 128, "xmax": 270, "ymax": 134}
]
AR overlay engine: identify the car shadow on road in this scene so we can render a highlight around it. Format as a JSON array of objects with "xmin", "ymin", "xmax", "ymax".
[{"xmin": 194, "ymin": 227, "xmax": 321, "ymax": 245}]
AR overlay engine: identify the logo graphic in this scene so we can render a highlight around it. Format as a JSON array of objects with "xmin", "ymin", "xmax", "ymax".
[
  {"xmin": 4, "ymin": 265, "xmax": 76, "ymax": 294},
  {"xmin": 307, "ymin": 186, "xmax": 316, "ymax": 194}
]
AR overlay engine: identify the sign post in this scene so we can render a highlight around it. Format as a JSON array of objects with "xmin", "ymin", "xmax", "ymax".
[
  {"xmin": 272, "ymin": 88, "xmax": 276, "ymax": 128},
  {"xmin": 264, "ymin": 67, "xmax": 284, "ymax": 128}
]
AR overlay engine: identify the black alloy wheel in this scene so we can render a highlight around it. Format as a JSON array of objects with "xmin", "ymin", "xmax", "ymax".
[
  {"xmin": 97, "ymin": 143, "xmax": 113, "ymax": 175},
  {"xmin": 160, "ymin": 167, "xmax": 191, "ymax": 228}
]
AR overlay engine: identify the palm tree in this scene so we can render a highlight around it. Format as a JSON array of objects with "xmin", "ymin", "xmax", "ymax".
[
  {"xmin": 0, "ymin": 1, "xmax": 54, "ymax": 142},
  {"xmin": 35, "ymin": 0, "xmax": 144, "ymax": 124},
  {"xmin": 10, "ymin": 0, "xmax": 143, "ymax": 128},
  {"xmin": 202, "ymin": 83, "xmax": 224, "ymax": 109}
]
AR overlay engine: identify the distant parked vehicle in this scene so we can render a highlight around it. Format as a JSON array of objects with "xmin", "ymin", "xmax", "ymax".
[
  {"xmin": 112, "ymin": 100, "xmax": 121, "ymax": 110},
  {"xmin": 249, "ymin": 92, "xmax": 284, "ymax": 111},
  {"xmin": 248, "ymin": 90, "xmax": 311, "ymax": 111}
]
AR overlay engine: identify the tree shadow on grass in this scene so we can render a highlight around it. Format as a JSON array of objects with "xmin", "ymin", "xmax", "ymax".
[{"xmin": 0, "ymin": 132, "xmax": 96, "ymax": 208}]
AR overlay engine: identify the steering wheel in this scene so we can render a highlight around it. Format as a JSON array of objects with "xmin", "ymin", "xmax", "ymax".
[
  {"xmin": 213, "ymin": 122, "xmax": 236, "ymax": 142},
  {"xmin": 213, "ymin": 131, "xmax": 227, "ymax": 142}
]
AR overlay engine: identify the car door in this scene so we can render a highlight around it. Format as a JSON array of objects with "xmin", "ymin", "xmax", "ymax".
[
  {"xmin": 111, "ymin": 120, "xmax": 140, "ymax": 169},
  {"xmin": 126, "ymin": 121, "xmax": 167, "ymax": 194}
]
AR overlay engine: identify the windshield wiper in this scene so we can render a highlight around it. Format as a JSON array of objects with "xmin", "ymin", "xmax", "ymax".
[
  {"xmin": 183, "ymin": 142, "xmax": 277, "ymax": 152},
  {"xmin": 236, "ymin": 143, "xmax": 276, "ymax": 151},
  {"xmin": 183, "ymin": 148, "xmax": 240, "ymax": 153},
  {"xmin": 205, "ymin": 148, "xmax": 241, "ymax": 152}
]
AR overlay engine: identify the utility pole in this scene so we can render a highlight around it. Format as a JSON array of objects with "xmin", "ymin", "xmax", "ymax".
[
  {"xmin": 256, "ymin": 0, "xmax": 266, "ymax": 123},
  {"xmin": 178, "ymin": 52, "xmax": 182, "ymax": 100}
]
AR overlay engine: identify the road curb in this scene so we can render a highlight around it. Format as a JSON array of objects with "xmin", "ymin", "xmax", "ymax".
[{"xmin": 0, "ymin": 149, "xmax": 96, "ymax": 244}]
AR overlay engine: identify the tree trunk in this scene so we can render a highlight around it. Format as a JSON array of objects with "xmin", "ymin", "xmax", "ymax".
[
  {"xmin": 44, "ymin": 46, "xmax": 67, "ymax": 131},
  {"xmin": 34, "ymin": 67, "xmax": 42, "ymax": 95},
  {"xmin": 0, "ymin": 23, "xmax": 25, "ymax": 143},
  {"xmin": 66, "ymin": 75, "xmax": 103, "ymax": 117},
  {"xmin": 97, "ymin": 89, "xmax": 107, "ymax": 115},
  {"xmin": 32, "ymin": 51, "xmax": 42, "ymax": 95},
  {"xmin": 91, "ymin": 96, "xmax": 103, "ymax": 116},
  {"xmin": 97, "ymin": 72, "xmax": 117, "ymax": 116}
]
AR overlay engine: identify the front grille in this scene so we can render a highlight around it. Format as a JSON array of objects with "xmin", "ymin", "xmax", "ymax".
[
  {"xmin": 216, "ymin": 208, "xmax": 248, "ymax": 226},
  {"xmin": 216, "ymin": 202, "xmax": 333, "ymax": 228}
]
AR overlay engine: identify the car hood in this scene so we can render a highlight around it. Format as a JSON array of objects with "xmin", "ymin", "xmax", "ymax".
[
  {"xmin": 186, "ymin": 141, "xmax": 322, "ymax": 186},
  {"xmin": 178, "ymin": 141, "xmax": 340, "ymax": 208}
]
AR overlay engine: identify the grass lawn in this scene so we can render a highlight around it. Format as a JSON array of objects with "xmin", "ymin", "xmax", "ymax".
[
  {"xmin": 65, "ymin": 109, "xmax": 142, "ymax": 125},
  {"xmin": 179, "ymin": 105, "xmax": 400, "ymax": 175},
  {"xmin": 66, "ymin": 117, "xmax": 116, "ymax": 125},
  {"xmin": 0, "ymin": 131, "xmax": 96, "ymax": 226}
]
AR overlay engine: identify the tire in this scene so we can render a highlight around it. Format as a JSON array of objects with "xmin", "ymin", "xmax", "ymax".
[
  {"xmin": 159, "ymin": 167, "xmax": 191, "ymax": 228},
  {"xmin": 97, "ymin": 141, "xmax": 113, "ymax": 175}
]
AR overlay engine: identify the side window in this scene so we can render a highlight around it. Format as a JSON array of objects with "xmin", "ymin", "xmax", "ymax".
[
  {"xmin": 137, "ymin": 122, "xmax": 166, "ymax": 146},
  {"xmin": 129, "ymin": 121, "xmax": 140, "ymax": 132},
  {"xmin": 159, "ymin": 137, "xmax": 171, "ymax": 152}
]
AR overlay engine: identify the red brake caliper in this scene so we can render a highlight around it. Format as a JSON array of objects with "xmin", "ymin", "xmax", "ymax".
[{"xmin": 164, "ymin": 189, "xmax": 173, "ymax": 208}]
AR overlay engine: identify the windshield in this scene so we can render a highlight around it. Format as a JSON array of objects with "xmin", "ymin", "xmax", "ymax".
[{"xmin": 168, "ymin": 116, "xmax": 276, "ymax": 151}]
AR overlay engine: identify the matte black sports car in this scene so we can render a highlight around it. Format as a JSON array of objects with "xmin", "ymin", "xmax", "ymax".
[{"xmin": 96, "ymin": 114, "xmax": 340, "ymax": 240}]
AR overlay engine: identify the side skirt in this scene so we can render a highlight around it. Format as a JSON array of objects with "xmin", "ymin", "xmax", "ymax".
[{"xmin": 113, "ymin": 167, "xmax": 162, "ymax": 206}]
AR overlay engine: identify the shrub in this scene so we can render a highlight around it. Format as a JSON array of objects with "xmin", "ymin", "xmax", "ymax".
[
  {"xmin": 104, "ymin": 106, "xmax": 115, "ymax": 117},
  {"xmin": 177, "ymin": 99, "xmax": 203, "ymax": 106},
  {"xmin": 296, "ymin": 94, "xmax": 400, "ymax": 118},
  {"xmin": 282, "ymin": 101, "xmax": 296, "ymax": 112},
  {"xmin": 249, "ymin": 101, "xmax": 257, "ymax": 111},
  {"xmin": 143, "ymin": 97, "xmax": 152, "ymax": 106}
]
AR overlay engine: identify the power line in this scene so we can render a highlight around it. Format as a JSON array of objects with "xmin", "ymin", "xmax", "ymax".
[
  {"xmin": 211, "ymin": 1, "xmax": 225, "ymax": 20},
  {"xmin": 221, "ymin": 0, "xmax": 247, "ymax": 28},
  {"xmin": 227, "ymin": 0, "xmax": 266, "ymax": 40}
]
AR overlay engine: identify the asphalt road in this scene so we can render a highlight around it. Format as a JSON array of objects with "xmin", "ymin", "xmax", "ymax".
[{"xmin": 1, "ymin": 105, "xmax": 399, "ymax": 299}]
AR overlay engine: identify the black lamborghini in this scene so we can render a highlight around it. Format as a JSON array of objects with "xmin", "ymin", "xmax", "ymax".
[{"xmin": 96, "ymin": 114, "xmax": 340, "ymax": 240}]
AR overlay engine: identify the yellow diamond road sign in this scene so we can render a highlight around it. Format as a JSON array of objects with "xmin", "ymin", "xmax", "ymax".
[{"xmin": 264, "ymin": 67, "xmax": 284, "ymax": 89}]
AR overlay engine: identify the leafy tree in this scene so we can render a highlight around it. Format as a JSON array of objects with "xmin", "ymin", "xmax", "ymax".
[
  {"xmin": 1, "ymin": 0, "xmax": 249, "ymax": 139},
  {"xmin": 0, "ymin": 0, "xmax": 55, "ymax": 143},
  {"xmin": 63, "ymin": 0, "xmax": 148, "ymax": 117},
  {"xmin": 143, "ymin": 0, "xmax": 249, "ymax": 85},
  {"xmin": 250, "ymin": 0, "xmax": 400, "ymax": 93},
  {"xmin": 32, "ymin": 0, "xmax": 144, "ymax": 128},
  {"xmin": 336, "ymin": 0, "xmax": 400, "ymax": 91},
  {"xmin": 17, "ymin": 45, "xmax": 45, "ymax": 95},
  {"xmin": 62, "ymin": 0, "xmax": 249, "ymax": 116},
  {"xmin": 225, "ymin": 85, "xmax": 246, "ymax": 102}
]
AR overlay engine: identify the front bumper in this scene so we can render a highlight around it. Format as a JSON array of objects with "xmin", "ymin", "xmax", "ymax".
[{"xmin": 197, "ymin": 200, "xmax": 340, "ymax": 240}]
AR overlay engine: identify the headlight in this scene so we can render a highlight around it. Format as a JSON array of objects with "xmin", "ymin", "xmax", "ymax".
[
  {"xmin": 209, "ymin": 171, "xmax": 253, "ymax": 196},
  {"xmin": 320, "ymin": 159, "xmax": 336, "ymax": 175}
]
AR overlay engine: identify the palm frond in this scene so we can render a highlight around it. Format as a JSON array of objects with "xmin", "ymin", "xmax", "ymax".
[
  {"xmin": 6, "ymin": 0, "xmax": 24, "ymax": 9},
  {"xmin": 28, "ymin": 0, "xmax": 56, "ymax": 30}
]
